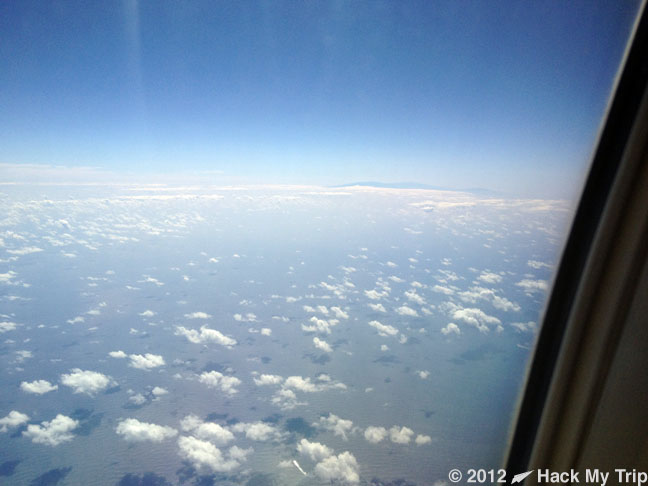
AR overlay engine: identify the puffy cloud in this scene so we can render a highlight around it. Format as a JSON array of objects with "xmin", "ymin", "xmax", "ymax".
[
  {"xmin": 129, "ymin": 393, "xmax": 146, "ymax": 405},
  {"xmin": 139, "ymin": 310, "xmax": 156, "ymax": 317},
  {"xmin": 364, "ymin": 289, "xmax": 387, "ymax": 300},
  {"xmin": 60, "ymin": 369, "xmax": 114, "ymax": 396},
  {"xmin": 20, "ymin": 380, "xmax": 58, "ymax": 394},
  {"xmin": 0, "ymin": 321, "xmax": 17, "ymax": 333},
  {"xmin": 301, "ymin": 316, "xmax": 338, "ymax": 335},
  {"xmin": 432, "ymin": 285, "xmax": 455, "ymax": 295},
  {"xmin": 415, "ymin": 434, "xmax": 432, "ymax": 445},
  {"xmin": 253, "ymin": 374, "xmax": 283, "ymax": 386},
  {"xmin": 396, "ymin": 305, "xmax": 419, "ymax": 317},
  {"xmin": 417, "ymin": 370, "xmax": 430, "ymax": 379},
  {"xmin": 0, "ymin": 410, "xmax": 29, "ymax": 432},
  {"xmin": 7, "ymin": 246, "xmax": 43, "ymax": 255},
  {"xmin": 185, "ymin": 311, "xmax": 212, "ymax": 319},
  {"xmin": 199, "ymin": 371, "xmax": 241, "ymax": 395},
  {"xmin": 109, "ymin": 350, "xmax": 127, "ymax": 359},
  {"xmin": 443, "ymin": 303, "xmax": 500, "ymax": 333},
  {"xmin": 458, "ymin": 286, "xmax": 520, "ymax": 312},
  {"xmin": 175, "ymin": 326, "xmax": 237, "ymax": 347},
  {"xmin": 297, "ymin": 438, "xmax": 333, "ymax": 461},
  {"xmin": 389, "ymin": 275, "xmax": 405, "ymax": 283},
  {"xmin": 389, "ymin": 426, "xmax": 414, "ymax": 444},
  {"xmin": 23, "ymin": 414, "xmax": 78, "ymax": 446},
  {"xmin": 516, "ymin": 279, "xmax": 549, "ymax": 294},
  {"xmin": 511, "ymin": 321, "xmax": 537, "ymax": 333},
  {"xmin": 129, "ymin": 353, "xmax": 165, "ymax": 370},
  {"xmin": 234, "ymin": 312, "xmax": 257, "ymax": 322},
  {"xmin": 330, "ymin": 306, "xmax": 349, "ymax": 319},
  {"xmin": 313, "ymin": 337, "xmax": 333, "ymax": 353},
  {"xmin": 315, "ymin": 414, "xmax": 354, "ymax": 440},
  {"xmin": 314, "ymin": 451, "xmax": 360, "ymax": 483},
  {"xmin": 368, "ymin": 320, "xmax": 398, "ymax": 337},
  {"xmin": 492, "ymin": 295, "xmax": 521, "ymax": 312},
  {"xmin": 441, "ymin": 323, "xmax": 461, "ymax": 336},
  {"xmin": 260, "ymin": 327, "xmax": 272, "ymax": 336},
  {"xmin": 284, "ymin": 376, "xmax": 320, "ymax": 393},
  {"xmin": 405, "ymin": 290, "xmax": 426, "ymax": 305},
  {"xmin": 177, "ymin": 436, "xmax": 248, "ymax": 473},
  {"xmin": 528, "ymin": 260, "xmax": 552, "ymax": 270},
  {"xmin": 231, "ymin": 421, "xmax": 283, "ymax": 442},
  {"xmin": 368, "ymin": 303, "xmax": 386, "ymax": 313},
  {"xmin": 181, "ymin": 415, "xmax": 234, "ymax": 445},
  {"xmin": 151, "ymin": 386, "xmax": 168, "ymax": 396},
  {"xmin": 116, "ymin": 418, "xmax": 177, "ymax": 442},
  {"xmin": 478, "ymin": 271, "xmax": 502, "ymax": 284},
  {"xmin": 364, "ymin": 426, "xmax": 387, "ymax": 444}
]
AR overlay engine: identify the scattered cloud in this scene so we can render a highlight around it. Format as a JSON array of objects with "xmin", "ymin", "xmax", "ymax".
[
  {"xmin": 313, "ymin": 337, "xmax": 333, "ymax": 353},
  {"xmin": 0, "ymin": 410, "xmax": 29, "ymax": 432},
  {"xmin": 364, "ymin": 426, "xmax": 387, "ymax": 444},
  {"xmin": 185, "ymin": 311, "xmax": 212, "ymax": 319},
  {"xmin": 315, "ymin": 414, "xmax": 354, "ymax": 440},
  {"xmin": 20, "ymin": 380, "xmax": 58, "ymax": 394},
  {"xmin": 129, "ymin": 353, "xmax": 165, "ymax": 370},
  {"xmin": 441, "ymin": 323, "xmax": 461, "ymax": 336},
  {"xmin": 175, "ymin": 325, "xmax": 237, "ymax": 347},
  {"xmin": 368, "ymin": 320, "xmax": 398, "ymax": 337},
  {"xmin": 23, "ymin": 414, "xmax": 79, "ymax": 446},
  {"xmin": 396, "ymin": 305, "xmax": 419, "ymax": 317},
  {"xmin": 199, "ymin": 371, "xmax": 241, "ymax": 395},
  {"xmin": 116, "ymin": 418, "xmax": 177, "ymax": 442},
  {"xmin": 178, "ymin": 436, "xmax": 250, "ymax": 473},
  {"xmin": 60, "ymin": 369, "xmax": 114, "ymax": 396}
]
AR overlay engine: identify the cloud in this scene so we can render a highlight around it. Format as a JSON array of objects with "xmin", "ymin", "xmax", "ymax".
[
  {"xmin": 415, "ymin": 434, "xmax": 432, "ymax": 445},
  {"xmin": 313, "ymin": 337, "xmax": 333, "ymax": 353},
  {"xmin": 116, "ymin": 418, "xmax": 177, "ymax": 442},
  {"xmin": 0, "ymin": 410, "xmax": 29, "ymax": 432},
  {"xmin": 458, "ymin": 286, "xmax": 520, "ymax": 312},
  {"xmin": 417, "ymin": 370, "xmax": 430, "ymax": 379},
  {"xmin": 368, "ymin": 320, "xmax": 398, "ymax": 337},
  {"xmin": 477, "ymin": 271, "xmax": 502, "ymax": 284},
  {"xmin": 139, "ymin": 310, "xmax": 156, "ymax": 317},
  {"xmin": 180, "ymin": 415, "xmax": 234, "ymax": 445},
  {"xmin": 260, "ymin": 327, "xmax": 272, "ymax": 336},
  {"xmin": 199, "ymin": 371, "xmax": 241, "ymax": 395},
  {"xmin": 389, "ymin": 426, "xmax": 414, "ymax": 444},
  {"xmin": 253, "ymin": 374, "xmax": 283, "ymax": 386},
  {"xmin": 315, "ymin": 414, "xmax": 354, "ymax": 440},
  {"xmin": 297, "ymin": 438, "xmax": 333, "ymax": 461},
  {"xmin": 20, "ymin": 380, "xmax": 58, "ymax": 394},
  {"xmin": 441, "ymin": 323, "xmax": 461, "ymax": 336},
  {"xmin": 60, "ymin": 369, "xmax": 114, "ymax": 396},
  {"xmin": 23, "ymin": 414, "xmax": 79, "ymax": 446},
  {"xmin": 364, "ymin": 289, "xmax": 387, "ymax": 300},
  {"xmin": 528, "ymin": 260, "xmax": 552, "ymax": 270},
  {"xmin": 175, "ymin": 326, "xmax": 237, "ymax": 347},
  {"xmin": 152, "ymin": 386, "xmax": 168, "ymax": 396},
  {"xmin": 511, "ymin": 321, "xmax": 537, "ymax": 332},
  {"xmin": 432, "ymin": 284, "xmax": 455, "ymax": 295},
  {"xmin": 443, "ymin": 303, "xmax": 500, "ymax": 333},
  {"xmin": 0, "ymin": 321, "xmax": 17, "ymax": 333},
  {"xmin": 516, "ymin": 279, "xmax": 549, "ymax": 294},
  {"xmin": 405, "ymin": 289, "xmax": 426, "ymax": 305},
  {"xmin": 178, "ymin": 436, "xmax": 249, "ymax": 473},
  {"xmin": 396, "ymin": 305, "xmax": 419, "ymax": 317},
  {"xmin": 368, "ymin": 303, "xmax": 386, "ymax": 313},
  {"xmin": 301, "ymin": 316, "xmax": 339, "ymax": 334},
  {"xmin": 129, "ymin": 353, "xmax": 165, "ymax": 370},
  {"xmin": 109, "ymin": 350, "xmax": 127, "ymax": 359},
  {"xmin": 7, "ymin": 246, "xmax": 43, "ymax": 256},
  {"xmin": 234, "ymin": 312, "xmax": 257, "ymax": 322},
  {"xmin": 231, "ymin": 422, "xmax": 284, "ymax": 442},
  {"xmin": 330, "ymin": 306, "xmax": 349, "ymax": 319},
  {"xmin": 185, "ymin": 311, "xmax": 212, "ymax": 319},
  {"xmin": 314, "ymin": 451, "xmax": 360, "ymax": 483},
  {"xmin": 364, "ymin": 426, "xmax": 387, "ymax": 443}
]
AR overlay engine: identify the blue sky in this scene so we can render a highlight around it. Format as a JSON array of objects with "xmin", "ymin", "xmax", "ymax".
[{"xmin": 0, "ymin": 1, "xmax": 640, "ymax": 197}]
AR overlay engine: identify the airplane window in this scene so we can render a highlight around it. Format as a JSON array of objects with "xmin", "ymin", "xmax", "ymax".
[{"xmin": 0, "ymin": 2, "xmax": 642, "ymax": 485}]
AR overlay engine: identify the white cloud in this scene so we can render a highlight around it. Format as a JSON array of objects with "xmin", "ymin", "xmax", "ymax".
[
  {"xmin": 20, "ymin": 380, "xmax": 58, "ymax": 394},
  {"xmin": 175, "ymin": 326, "xmax": 237, "ymax": 347},
  {"xmin": 364, "ymin": 289, "xmax": 386, "ymax": 300},
  {"xmin": 23, "ymin": 414, "xmax": 78, "ymax": 446},
  {"xmin": 386, "ymin": 261, "xmax": 397, "ymax": 267},
  {"xmin": 405, "ymin": 289, "xmax": 426, "ymax": 305},
  {"xmin": 441, "ymin": 323, "xmax": 461, "ymax": 336},
  {"xmin": 330, "ymin": 306, "xmax": 349, "ymax": 319},
  {"xmin": 139, "ymin": 310, "xmax": 156, "ymax": 317},
  {"xmin": 284, "ymin": 376, "xmax": 320, "ymax": 392},
  {"xmin": 0, "ymin": 410, "xmax": 29, "ymax": 432},
  {"xmin": 417, "ymin": 370, "xmax": 430, "ymax": 379},
  {"xmin": 185, "ymin": 311, "xmax": 212, "ymax": 319},
  {"xmin": 396, "ymin": 305, "xmax": 419, "ymax": 317},
  {"xmin": 313, "ymin": 337, "xmax": 333, "ymax": 353},
  {"xmin": 181, "ymin": 415, "xmax": 235, "ymax": 445},
  {"xmin": 199, "ymin": 371, "xmax": 241, "ymax": 395},
  {"xmin": 511, "ymin": 321, "xmax": 537, "ymax": 332},
  {"xmin": 253, "ymin": 374, "xmax": 283, "ymax": 386},
  {"xmin": 528, "ymin": 260, "xmax": 552, "ymax": 270},
  {"xmin": 516, "ymin": 279, "xmax": 549, "ymax": 294},
  {"xmin": 432, "ymin": 284, "xmax": 454, "ymax": 295},
  {"xmin": 364, "ymin": 426, "xmax": 387, "ymax": 444},
  {"xmin": 109, "ymin": 350, "xmax": 127, "ymax": 359},
  {"xmin": 0, "ymin": 321, "xmax": 17, "ymax": 333},
  {"xmin": 116, "ymin": 418, "xmax": 177, "ymax": 442},
  {"xmin": 314, "ymin": 451, "xmax": 360, "ymax": 484},
  {"xmin": 260, "ymin": 327, "xmax": 272, "ymax": 336},
  {"xmin": 389, "ymin": 426, "xmax": 414, "ymax": 444},
  {"xmin": 415, "ymin": 434, "xmax": 432, "ymax": 445},
  {"xmin": 368, "ymin": 303, "xmax": 386, "ymax": 313},
  {"xmin": 297, "ymin": 438, "xmax": 333, "ymax": 461},
  {"xmin": 60, "ymin": 369, "xmax": 114, "ymax": 396},
  {"xmin": 129, "ymin": 353, "xmax": 165, "ymax": 370},
  {"xmin": 177, "ymin": 436, "xmax": 247, "ymax": 473},
  {"xmin": 444, "ymin": 303, "xmax": 501, "ymax": 333},
  {"xmin": 368, "ymin": 320, "xmax": 398, "ymax": 337},
  {"xmin": 231, "ymin": 421, "xmax": 284, "ymax": 442},
  {"xmin": 66, "ymin": 316, "xmax": 85, "ymax": 324},
  {"xmin": 301, "ymin": 316, "xmax": 339, "ymax": 335},
  {"xmin": 7, "ymin": 246, "xmax": 43, "ymax": 256},
  {"xmin": 129, "ymin": 393, "xmax": 146, "ymax": 405},
  {"xmin": 234, "ymin": 312, "xmax": 257, "ymax": 322},
  {"xmin": 315, "ymin": 414, "xmax": 354, "ymax": 440},
  {"xmin": 152, "ymin": 386, "xmax": 168, "ymax": 396},
  {"xmin": 478, "ymin": 271, "xmax": 502, "ymax": 284},
  {"xmin": 389, "ymin": 275, "xmax": 405, "ymax": 283}
]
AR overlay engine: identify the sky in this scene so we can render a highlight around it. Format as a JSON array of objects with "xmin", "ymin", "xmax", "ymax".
[{"xmin": 0, "ymin": 1, "xmax": 641, "ymax": 197}]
